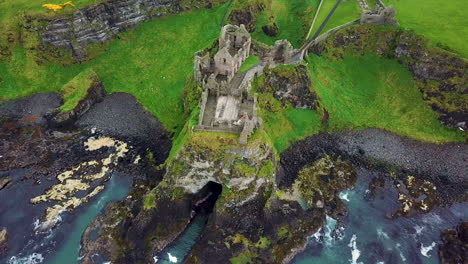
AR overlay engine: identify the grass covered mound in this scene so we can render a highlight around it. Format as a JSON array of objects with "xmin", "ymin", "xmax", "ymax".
[
  {"xmin": 307, "ymin": 53, "xmax": 463, "ymax": 143},
  {"xmin": 0, "ymin": 3, "xmax": 229, "ymax": 132},
  {"xmin": 384, "ymin": 0, "xmax": 467, "ymax": 58},
  {"xmin": 59, "ymin": 68, "xmax": 98, "ymax": 112},
  {"xmin": 254, "ymin": 64, "xmax": 323, "ymax": 153}
]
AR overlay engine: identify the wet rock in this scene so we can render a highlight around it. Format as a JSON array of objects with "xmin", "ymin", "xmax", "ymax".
[
  {"xmin": 439, "ymin": 222, "xmax": 468, "ymax": 264},
  {"xmin": 0, "ymin": 92, "xmax": 61, "ymax": 126},
  {"xmin": 0, "ymin": 177, "xmax": 11, "ymax": 191},
  {"xmin": 76, "ymin": 92, "xmax": 171, "ymax": 162},
  {"xmin": 262, "ymin": 22, "xmax": 279, "ymax": 37},
  {"xmin": 0, "ymin": 228, "xmax": 7, "ymax": 257},
  {"xmin": 258, "ymin": 64, "xmax": 319, "ymax": 110},
  {"xmin": 279, "ymin": 129, "xmax": 468, "ymax": 204},
  {"xmin": 49, "ymin": 71, "xmax": 106, "ymax": 128}
]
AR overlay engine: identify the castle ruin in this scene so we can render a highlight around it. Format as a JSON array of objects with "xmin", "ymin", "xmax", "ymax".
[
  {"xmin": 194, "ymin": 24, "xmax": 259, "ymax": 144},
  {"xmin": 193, "ymin": 24, "xmax": 302, "ymax": 144}
]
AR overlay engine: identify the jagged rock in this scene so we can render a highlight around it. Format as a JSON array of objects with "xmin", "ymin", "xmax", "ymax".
[
  {"xmin": 0, "ymin": 92, "xmax": 61, "ymax": 126},
  {"xmin": 439, "ymin": 222, "xmax": 468, "ymax": 264},
  {"xmin": 50, "ymin": 71, "xmax": 106, "ymax": 128},
  {"xmin": 228, "ymin": 2, "xmax": 265, "ymax": 32},
  {"xmin": 262, "ymin": 22, "xmax": 279, "ymax": 37},
  {"xmin": 258, "ymin": 65, "xmax": 319, "ymax": 110},
  {"xmin": 0, "ymin": 177, "xmax": 11, "ymax": 191},
  {"xmin": 39, "ymin": 0, "xmax": 225, "ymax": 56},
  {"xmin": 0, "ymin": 228, "xmax": 7, "ymax": 258}
]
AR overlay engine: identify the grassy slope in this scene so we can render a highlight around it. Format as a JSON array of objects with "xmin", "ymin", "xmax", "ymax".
[
  {"xmin": 384, "ymin": 0, "xmax": 467, "ymax": 58},
  {"xmin": 308, "ymin": 0, "xmax": 361, "ymax": 39},
  {"xmin": 308, "ymin": 53, "xmax": 463, "ymax": 143},
  {"xmin": 239, "ymin": 55, "xmax": 259, "ymax": 73},
  {"xmin": 250, "ymin": 0, "xmax": 320, "ymax": 47},
  {"xmin": 0, "ymin": 4, "xmax": 228, "ymax": 132},
  {"xmin": 60, "ymin": 68, "xmax": 96, "ymax": 112},
  {"xmin": 263, "ymin": 107, "xmax": 322, "ymax": 152}
]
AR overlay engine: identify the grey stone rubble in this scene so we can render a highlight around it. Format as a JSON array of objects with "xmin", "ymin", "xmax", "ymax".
[
  {"xmin": 356, "ymin": 0, "xmax": 369, "ymax": 10},
  {"xmin": 193, "ymin": 24, "xmax": 300, "ymax": 144}
]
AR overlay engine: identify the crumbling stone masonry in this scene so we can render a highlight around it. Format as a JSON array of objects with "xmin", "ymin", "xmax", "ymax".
[
  {"xmin": 360, "ymin": 1, "xmax": 398, "ymax": 26},
  {"xmin": 193, "ymin": 24, "xmax": 302, "ymax": 144},
  {"xmin": 194, "ymin": 24, "xmax": 260, "ymax": 144}
]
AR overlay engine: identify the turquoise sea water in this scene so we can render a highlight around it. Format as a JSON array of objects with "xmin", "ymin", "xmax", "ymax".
[
  {"xmin": 293, "ymin": 168, "xmax": 468, "ymax": 264},
  {"xmin": 5, "ymin": 173, "xmax": 131, "ymax": 264},
  {"xmin": 154, "ymin": 214, "xmax": 209, "ymax": 264},
  {"xmin": 47, "ymin": 173, "xmax": 131, "ymax": 264}
]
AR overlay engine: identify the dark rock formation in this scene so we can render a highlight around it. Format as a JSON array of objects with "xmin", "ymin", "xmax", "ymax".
[
  {"xmin": 0, "ymin": 91, "xmax": 171, "ymax": 263},
  {"xmin": 0, "ymin": 177, "xmax": 11, "ymax": 191},
  {"xmin": 279, "ymin": 128, "xmax": 468, "ymax": 206},
  {"xmin": 0, "ymin": 92, "xmax": 61, "ymax": 126},
  {"xmin": 228, "ymin": 2, "xmax": 265, "ymax": 32},
  {"xmin": 262, "ymin": 22, "xmax": 279, "ymax": 37},
  {"xmin": 76, "ymin": 92, "xmax": 171, "ymax": 161},
  {"xmin": 50, "ymin": 73, "xmax": 106, "ymax": 128},
  {"xmin": 258, "ymin": 65, "xmax": 319, "ymax": 110},
  {"xmin": 439, "ymin": 222, "xmax": 468, "ymax": 264},
  {"xmin": 39, "ymin": 0, "xmax": 226, "ymax": 58},
  {"xmin": 310, "ymin": 25, "xmax": 468, "ymax": 130},
  {"xmin": 0, "ymin": 228, "xmax": 6, "ymax": 258}
]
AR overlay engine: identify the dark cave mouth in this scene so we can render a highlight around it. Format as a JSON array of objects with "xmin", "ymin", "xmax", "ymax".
[{"xmin": 193, "ymin": 181, "xmax": 223, "ymax": 215}]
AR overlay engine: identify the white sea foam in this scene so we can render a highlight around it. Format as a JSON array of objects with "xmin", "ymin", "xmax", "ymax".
[
  {"xmin": 395, "ymin": 243, "xmax": 407, "ymax": 262},
  {"xmin": 339, "ymin": 191, "xmax": 350, "ymax": 202},
  {"xmin": 8, "ymin": 253, "xmax": 44, "ymax": 264},
  {"xmin": 414, "ymin": 225, "xmax": 425, "ymax": 235},
  {"xmin": 347, "ymin": 234, "xmax": 363, "ymax": 264},
  {"xmin": 168, "ymin": 253, "xmax": 178, "ymax": 263},
  {"xmin": 420, "ymin": 242, "xmax": 436, "ymax": 257},
  {"xmin": 324, "ymin": 216, "xmax": 337, "ymax": 246},
  {"xmin": 33, "ymin": 211, "xmax": 64, "ymax": 235},
  {"xmin": 377, "ymin": 228, "xmax": 389, "ymax": 240},
  {"xmin": 310, "ymin": 227, "xmax": 322, "ymax": 243},
  {"xmin": 153, "ymin": 256, "xmax": 159, "ymax": 263},
  {"xmin": 422, "ymin": 213, "xmax": 443, "ymax": 225}
]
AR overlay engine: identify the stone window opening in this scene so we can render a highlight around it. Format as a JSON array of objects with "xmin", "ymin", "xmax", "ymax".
[{"xmin": 223, "ymin": 58, "xmax": 226, "ymax": 64}]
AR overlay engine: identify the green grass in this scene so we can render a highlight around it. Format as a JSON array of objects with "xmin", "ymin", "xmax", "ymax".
[
  {"xmin": 59, "ymin": 68, "xmax": 96, "ymax": 112},
  {"xmin": 262, "ymin": 105, "xmax": 323, "ymax": 153},
  {"xmin": 307, "ymin": 53, "xmax": 464, "ymax": 143},
  {"xmin": 0, "ymin": 0, "xmax": 100, "ymax": 24},
  {"xmin": 308, "ymin": 0, "xmax": 361, "ymax": 39},
  {"xmin": 0, "ymin": 3, "xmax": 229, "ymax": 132},
  {"xmin": 249, "ymin": 0, "xmax": 320, "ymax": 47},
  {"xmin": 384, "ymin": 0, "xmax": 467, "ymax": 58},
  {"xmin": 239, "ymin": 55, "xmax": 259, "ymax": 73}
]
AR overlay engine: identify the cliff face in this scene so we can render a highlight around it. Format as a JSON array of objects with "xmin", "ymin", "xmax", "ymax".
[{"xmin": 40, "ymin": 0, "xmax": 223, "ymax": 57}]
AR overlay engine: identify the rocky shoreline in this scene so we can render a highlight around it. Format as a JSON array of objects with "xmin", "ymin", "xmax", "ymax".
[{"xmin": 0, "ymin": 90, "xmax": 171, "ymax": 262}]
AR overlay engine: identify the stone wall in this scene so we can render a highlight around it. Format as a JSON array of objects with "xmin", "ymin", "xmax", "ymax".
[
  {"xmin": 40, "ymin": 0, "xmax": 225, "ymax": 56},
  {"xmin": 198, "ymin": 91, "xmax": 208, "ymax": 126}
]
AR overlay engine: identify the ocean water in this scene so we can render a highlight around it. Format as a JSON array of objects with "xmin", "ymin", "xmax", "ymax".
[
  {"xmin": 4, "ymin": 172, "xmax": 132, "ymax": 264},
  {"xmin": 293, "ymin": 168, "xmax": 468, "ymax": 264},
  {"xmin": 154, "ymin": 214, "xmax": 209, "ymax": 264}
]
